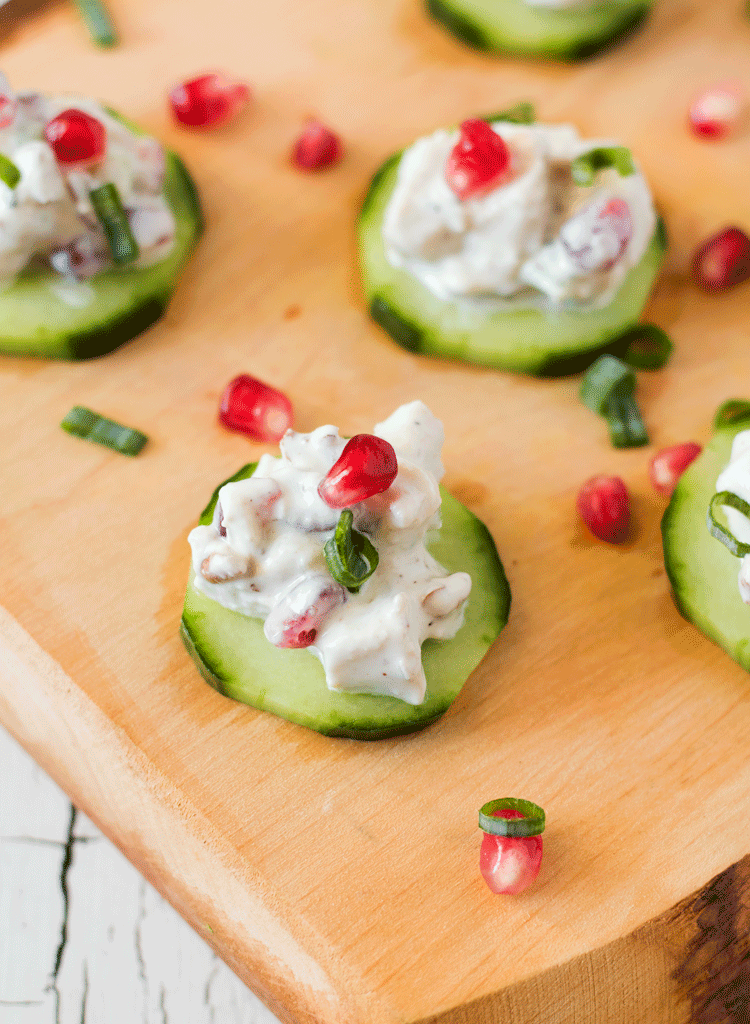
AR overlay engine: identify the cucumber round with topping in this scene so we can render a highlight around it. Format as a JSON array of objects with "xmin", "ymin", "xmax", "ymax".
[
  {"xmin": 0, "ymin": 151, "xmax": 202, "ymax": 360},
  {"xmin": 426, "ymin": 0, "xmax": 652, "ymax": 61},
  {"xmin": 358, "ymin": 151, "xmax": 666, "ymax": 377},
  {"xmin": 181, "ymin": 463, "xmax": 510, "ymax": 740},
  {"xmin": 662, "ymin": 402, "xmax": 750, "ymax": 672}
]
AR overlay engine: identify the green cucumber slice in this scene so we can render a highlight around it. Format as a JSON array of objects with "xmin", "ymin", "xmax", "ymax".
[
  {"xmin": 181, "ymin": 463, "xmax": 510, "ymax": 740},
  {"xmin": 359, "ymin": 152, "xmax": 666, "ymax": 376},
  {"xmin": 0, "ymin": 148, "xmax": 202, "ymax": 360},
  {"xmin": 662, "ymin": 403, "xmax": 750, "ymax": 671},
  {"xmin": 426, "ymin": 0, "xmax": 652, "ymax": 60}
]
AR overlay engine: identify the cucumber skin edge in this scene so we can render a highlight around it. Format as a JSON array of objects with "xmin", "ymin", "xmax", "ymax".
[
  {"xmin": 425, "ymin": 0, "xmax": 651, "ymax": 60},
  {"xmin": 179, "ymin": 618, "xmax": 448, "ymax": 741}
]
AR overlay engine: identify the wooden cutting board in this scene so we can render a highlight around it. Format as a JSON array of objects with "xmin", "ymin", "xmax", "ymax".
[{"xmin": 3, "ymin": 1, "xmax": 750, "ymax": 1021}]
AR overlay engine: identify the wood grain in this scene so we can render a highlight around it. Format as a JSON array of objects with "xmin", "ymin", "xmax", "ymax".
[{"xmin": 1, "ymin": 0, "xmax": 750, "ymax": 1021}]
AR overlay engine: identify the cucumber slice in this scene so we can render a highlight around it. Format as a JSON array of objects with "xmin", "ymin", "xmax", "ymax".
[
  {"xmin": 0, "ymin": 150, "xmax": 202, "ymax": 360},
  {"xmin": 181, "ymin": 463, "xmax": 510, "ymax": 740},
  {"xmin": 358, "ymin": 153, "xmax": 666, "ymax": 376},
  {"xmin": 426, "ymin": 0, "xmax": 652, "ymax": 60},
  {"xmin": 662, "ymin": 404, "xmax": 750, "ymax": 671}
]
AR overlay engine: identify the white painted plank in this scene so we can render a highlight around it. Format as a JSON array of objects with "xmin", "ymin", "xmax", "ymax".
[{"xmin": 0, "ymin": 726, "xmax": 284, "ymax": 1024}]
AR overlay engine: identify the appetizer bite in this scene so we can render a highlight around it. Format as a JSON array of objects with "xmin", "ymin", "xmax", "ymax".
[
  {"xmin": 359, "ymin": 111, "xmax": 665, "ymax": 375},
  {"xmin": 425, "ymin": 0, "xmax": 652, "ymax": 61},
  {"xmin": 0, "ymin": 76, "xmax": 202, "ymax": 359},
  {"xmin": 663, "ymin": 402, "xmax": 750, "ymax": 672},
  {"xmin": 182, "ymin": 401, "xmax": 510, "ymax": 739}
]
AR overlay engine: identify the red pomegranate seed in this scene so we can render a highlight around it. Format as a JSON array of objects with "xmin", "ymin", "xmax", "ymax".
[
  {"xmin": 169, "ymin": 73, "xmax": 250, "ymax": 129},
  {"xmin": 689, "ymin": 82, "xmax": 745, "ymax": 140},
  {"xmin": 693, "ymin": 226, "xmax": 750, "ymax": 292},
  {"xmin": 479, "ymin": 810, "xmax": 543, "ymax": 896},
  {"xmin": 576, "ymin": 475, "xmax": 630, "ymax": 543},
  {"xmin": 219, "ymin": 375, "xmax": 293, "ymax": 443},
  {"xmin": 445, "ymin": 119, "xmax": 510, "ymax": 201},
  {"xmin": 44, "ymin": 109, "xmax": 106, "ymax": 168},
  {"xmin": 292, "ymin": 122, "xmax": 342, "ymax": 171},
  {"xmin": 649, "ymin": 442, "xmax": 702, "ymax": 496},
  {"xmin": 0, "ymin": 74, "xmax": 15, "ymax": 130},
  {"xmin": 263, "ymin": 575, "xmax": 345, "ymax": 649},
  {"xmin": 318, "ymin": 434, "xmax": 398, "ymax": 509}
]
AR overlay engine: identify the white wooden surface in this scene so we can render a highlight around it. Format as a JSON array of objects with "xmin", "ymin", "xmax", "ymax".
[{"xmin": 0, "ymin": 725, "xmax": 284, "ymax": 1024}]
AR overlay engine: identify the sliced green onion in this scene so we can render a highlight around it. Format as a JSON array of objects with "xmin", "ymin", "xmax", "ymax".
[
  {"xmin": 72, "ymin": 0, "xmax": 118, "ymax": 47},
  {"xmin": 484, "ymin": 101, "xmax": 535, "ymax": 126},
  {"xmin": 620, "ymin": 324, "xmax": 673, "ymax": 371},
  {"xmin": 707, "ymin": 491, "xmax": 750, "ymax": 557},
  {"xmin": 714, "ymin": 400, "xmax": 750, "ymax": 431},
  {"xmin": 324, "ymin": 509, "xmax": 379, "ymax": 593},
  {"xmin": 61, "ymin": 406, "xmax": 148, "ymax": 456},
  {"xmin": 89, "ymin": 183, "xmax": 139, "ymax": 265},
  {"xmin": 580, "ymin": 355, "xmax": 648, "ymax": 448},
  {"xmin": 571, "ymin": 146, "xmax": 635, "ymax": 187},
  {"xmin": 478, "ymin": 798, "xmax": 545, "ymax": 838},
  {"xmin": 0, "ymin": 153, "xmax": 21, "ymax": 190}
]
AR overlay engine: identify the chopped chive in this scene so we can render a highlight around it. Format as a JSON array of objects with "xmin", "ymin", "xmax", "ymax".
[
  {"xmin": 571, "ymin": 146, "xmax": 635, "ymax": 187},
  {"xmin": 707, "ymin": 491, "xmax": 750, "ymax": 557},
  {"xmin": 580, "ymin": 355, "xmax": 648, "ymax": 448},
  {"xmin": 620, "ymin": 324, "xmax": 673, "ymax": 371},
  {"xmin": 0, "ymin": 153, "xmax": 21, "ymax": 190},
  {"xmin": 484, "ymin": 101, "xmax": 535, "ymax": 126},
  {"xmin": 478, "ymin": 798, "xmax": 545, "ymax": 838},
  {"xmin": 324, "ymin": 509, "xmax": 379, "ymax": 593},
  {"xmin": 714, "ymin": 400, "xmax": 750, "ymax": 430},
  {"xmin": 61, "ymin": 406, "xmax": 148, "ymax": 456},
  {"xmin": 89, "ymin": 183, "xmax": 139, "ymax": 265},
  {"xmin": 72, "ymin": 0, "xmax": 118, "ymax": 47}
]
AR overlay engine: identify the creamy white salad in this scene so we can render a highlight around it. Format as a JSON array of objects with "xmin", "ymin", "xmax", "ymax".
[
  {"xmin": 0, "ymin": 74, "xmax": 175, "ymax": 296},
  {"xmin": 715, "ymin": 430, "xmax": 750, "ymax": 603},
  {"xmin": 382, "ymin": 121, "xmax": 656, "ymax": 310},
  {"xmin": 188, "ymin": 402, "xmax": 472, "ymax": 706}
]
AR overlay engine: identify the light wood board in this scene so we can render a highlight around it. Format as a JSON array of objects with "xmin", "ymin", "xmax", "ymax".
[{"xmin": 2, "ymin": 0, "xmax": 750, "ymax": 1021}]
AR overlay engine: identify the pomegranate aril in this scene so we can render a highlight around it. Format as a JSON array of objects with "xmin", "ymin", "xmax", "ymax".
[
  {"xmin": 292, "ymin": 122, "xmax": 342, "ymax": 171},
  {"xmin": 577, "ymin": 475, "xmax": 630, "ymax": 543},
  {"xmin": 263, "ymin": 575, "xmax": 345, "ymax": 649},
  {"xmin": 219, "ymin": 375, "xmax": 293, "ymax": 444},
  {"xmin": 318, "ymin": 434, "xmax": 398, "ymax": 509},
  {"xmin": 649, "ymin": 442, "xmax": 702, "ymax": 496},
  {"xmin": 44, "ymin": 109, "xmax": 106, "ymax": 168},
  {"xmin": 169, "ymin": 73, "xmax": 250, "ymax": 128},
  {"xmin": 0, "ymin": 72, "xmax": 16, "ymax": 130},
  {"xmin": 693, "ymin": 226, "xmax": 750, "ymax": 292},
  {"xmin": 689, "ymin": 82, "xmax": 745, "ymax": 140},
  {"xmin": 445, "ymin": 119, "xmax": 510, "ymax": 201},
  {"xmin": 479, "ymin": 810, "xmax": 543, "ymax": 896}
]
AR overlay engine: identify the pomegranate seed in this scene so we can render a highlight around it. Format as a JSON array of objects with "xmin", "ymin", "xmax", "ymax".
[
  {"xmin": 649, "ymin": 442, "xmax": 702, "ymax": 496},
  {"xmin": 318, "ymin": 434, "xmax": 398, "ymax": 509},
  {"xmin": 44, "ymin": 109, "xmax": 106, "ymax": 168},
  {"xmin": 169, "ymin": 73, "xmax": 250, "ymax": 128},
  {"xmin": 0, "ymin": 73, "xmax": 16, "ymax": 129},
  {"xmin": 263, "ymin": 575, "xmax": 346, "ymax": 649},
  {"xmin": 292, "ymin": 122, "xmax": 342, "ymax": 171},
  {"xmin": 445, "ymin": 119, "xmax": 510, "ymax": 201},
  {"xmin": 479, "ymin": 810, "xmax": 543, "ymax": 896},
  {"xmin": 577, "ymin": 475, "xmax": 630, "ymax": 543},
  {"xmin": 693, "ymin": 226, "xmax": 750, "ymax": 292},
  {"xmin": 219, "ymin": 375, "xmax": 293, "ymax": 444},
  {"xmin": 689, "ymin": 82, "xmax": 745, "ymax": 140},
  {"xmin": 561, "ymin": 196, "xmax": 632, "ymax": 272}
]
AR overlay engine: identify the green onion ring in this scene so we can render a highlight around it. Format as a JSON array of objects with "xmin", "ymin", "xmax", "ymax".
[
  {"xmin": 90, "ymin": 182, "xmax": 139, "ymax": 265},
  {"xmin": 478, "ymin": 798, "xmax": 545, "ymax": 838},
  {"xmin": 714, "ymin": 400, "xmax": 750, "ymax": 431},
  {"xmin": 580, "ymin": 354, "xmax": 648, "ymax": 449},
  {"xmin": 0, "ymin": 153, "xmax": 21, "ymax": 190},
  {"xmin": 61, "ymin": 406, "xmax": 148, "ymax": 456},
  {"xmin": 620, "ymin": 324, "xmax": 673, "ymax": 371},
  {"xmin": 707, "ymin": 491, "xmax": 750, "ymax": 558},
  {"xmin": 324, "ymin": 509, "xmax": 379, "ymax": 593},
  {"xmin": 571, "ymin": 146, "xmax": 635, "ymax": 187},
  {"xmin": 483, "ymin": 101, "xmax": 535, "ymax": 126}
]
